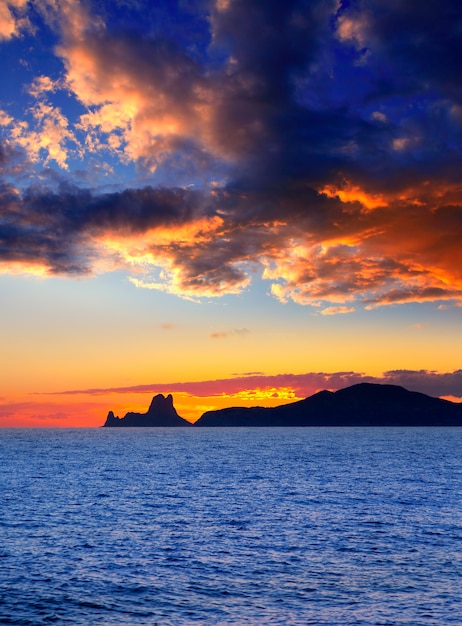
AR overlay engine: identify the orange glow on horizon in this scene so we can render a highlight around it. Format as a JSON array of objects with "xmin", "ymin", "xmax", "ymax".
[
  {"xmin": 4, "ymin": 358, "xmax": 462, "ymax": 429},
  {"xmin": 0, "ymin": 386, "xmax": 306, "ymax": 427},
  {"xmin": 441, "ymin": 395, "xmax": 462, "ymax": 404}
]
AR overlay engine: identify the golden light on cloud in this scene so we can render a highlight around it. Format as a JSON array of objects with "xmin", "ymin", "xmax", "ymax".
[
  {"xmin": 98, "ymin": 216, "xmax": 225, "ymax": 265},
  {"xmin": 147, "ymin": 216, "xmax": 224, "ymax": 245},
  {"xmin": 170, "ymin": 387, "xmax": 305, "ymax": 421},
  {"xmin": 0, "ymin": 262, "xmax": 50, "ymax": 277},
  {"xmin": 28, "ymin": 75, "xmax": 57, "ymax": 98},
  {"xmin": 216, "ymin": 0, "xmax": 232, "ymax": 11},
  {"xmin": 336, "ymin": 12, "xmax": 370, "ymax": 48},
  {"xmin": 392, "ymin": 137, "xmax": 417, "ymax": 151},
  {"xmin": 129, "ymin": 272, "xmax": 251, "ymax": 300},
  {"xmin": 48, "ymin": 4, "xmax": 209, "ymax": 168},
  {"xmin": 78, "ymin": 105, "xmax": 133, "ymax": 137},
  {"xmin": 96, "ymin": 215, "xmax": 254, "ymax": 299},
  {"xmin": 320, "ymin": 305, "xmax": 356, "ymax": 315},
  {"xmin": 321, "ymin": 183, "xmax": 386, "ymax": 210},
  {"xmin": 0, "ymin": 0, "xmax": 29, "ymax": 40},
  {"xmin": 260, "ymin": 218, "xmax": 462, "ymax": 310},
  {"xmin": 263, "ymin": 240, "xmax": 362, "ymax": 307},
  {"xmin": 228, "ymin": 387, "xmax": 301, "ymax": 402},
  {"xmin": 9, "ymin": 102, "xmax": 77, "ymax": 169},
  {"xmin": 0, "ymin": 109, "xmax": 13, "ymax": 125}
]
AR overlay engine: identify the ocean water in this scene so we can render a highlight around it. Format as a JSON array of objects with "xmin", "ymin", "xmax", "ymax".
[{"xmin": 1, "ymin": 428, "xmax": 461, "ymax": 625}]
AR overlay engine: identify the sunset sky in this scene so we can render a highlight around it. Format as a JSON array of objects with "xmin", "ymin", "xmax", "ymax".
[{"xmin": 1, "ymin": 0, "xmax": 462, "ymax": 426}]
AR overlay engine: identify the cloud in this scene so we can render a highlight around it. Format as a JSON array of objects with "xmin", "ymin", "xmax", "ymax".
[
  {"xmin": 320, "ymin": 305, "xmax": 356, "ymax": 316},
  {"xmin": 160, "ymin": 323, "xmax": 175, "ymax": 330},
  {"xmin": 380, "ymin": 369, "xmax": 462, "ymax": 400},
  {"xmin": 2, "ymin": 173, "xmax": 462, "ymax": 308},
  {"xmin": 0, "ymin": 0, "xmax": 30, "ymax": 40},
  {"xmin": 43, "ymin": 0, "xmax": 211, "ymax": 174},
  {"xmin": 9, "ymin": 102, "xmax": 78, "ymax": 169},
  {"xmin": 353, "ymin": 0, "xmax": 462, "ymax": 97},
  {"xmin": 49, "ymin": 369, "xmax": 462, "ymax": 400},
  {"xmin": 0, "ymin": 182, "xmax": 208, "ymax": 275},
  {"xmin": 1, "ymin": 1, "xmax": 462, "ymax": 309},
  {"xmin": 27, "ymin": 75, "xmax": 59, "ymax": 98},
  {"xmin": 210, "ymin": 327, "xmax": 249, "ymax": 339}
]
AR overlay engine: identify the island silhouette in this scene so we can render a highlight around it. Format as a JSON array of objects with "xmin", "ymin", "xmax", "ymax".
[
  {"xmin": 103, "ymin": 383, "xmax": 462, "ymax": 427},
  {"xmin": 104, "ymin": 393, "xmax": 192, "ymax": 427}
]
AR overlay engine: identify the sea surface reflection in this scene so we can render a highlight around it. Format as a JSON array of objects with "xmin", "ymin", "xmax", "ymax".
[{"xmin": 1, "ymin": 427, "xmax": 461, "ymax": 624}]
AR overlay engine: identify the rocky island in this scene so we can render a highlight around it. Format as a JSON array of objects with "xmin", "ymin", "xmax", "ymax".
[
  {"xmin": 103, "ymin": 393, "xmax": 192, "ymax": 427},
  {"xmin": 195, "ymin": 383, "xmax": 462, "ymax": 426},
  {"xmin": 103, "ymin": 383, "xmax": 462, "ymax": 427}
]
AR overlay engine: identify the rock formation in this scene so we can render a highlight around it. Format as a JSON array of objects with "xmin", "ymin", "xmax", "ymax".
[{"xmin": 103, "ymin": 393, "xmax": 191, "ymax": 427}]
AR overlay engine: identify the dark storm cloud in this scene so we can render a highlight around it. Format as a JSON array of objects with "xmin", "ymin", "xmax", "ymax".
[
  {"xmin": 208, "ymin": 0, "xmax": 359, "ymax": 184},
  {"xmin": 212, "ymin": 0, "xmax": 462, "ymax": 191},
  {"xmin": 1, "ymin": 0, "xmax": 462, "ymax": 306},
  {"xmin": 0, "ymin": 139, "xmax": 30, "ymax": 176},
  {"xmin": 362, "ymin": 0, "xmax": 462, "ymax": 96},
  {"xmin": 0, "ymin": 142, "xmax": 7, "ymax": 166},
  {"xmin": 0, "ymin": 182, "xmax": 205, "ymax": 273}
]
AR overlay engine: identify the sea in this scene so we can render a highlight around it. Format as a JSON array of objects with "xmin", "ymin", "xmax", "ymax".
[{"xmin": 1, "ymin": 427, "xmax": 461, "ymax": 625}]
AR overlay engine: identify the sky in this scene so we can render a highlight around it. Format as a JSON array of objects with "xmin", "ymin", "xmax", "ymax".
[{"xmin": 1, "ymin": 0, "xmax": 462, "ymax": 426}]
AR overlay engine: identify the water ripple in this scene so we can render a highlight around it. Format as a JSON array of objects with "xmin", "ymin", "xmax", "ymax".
[{"xmin": 1, "ymin": 427, "xmax": 461, "ymax": 624}]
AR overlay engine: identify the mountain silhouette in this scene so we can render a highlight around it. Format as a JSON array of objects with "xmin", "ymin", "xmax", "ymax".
[
  {"xmin": 103, "ymin": 393, "xmax": 192, "ymax": 427},
  {"xmin": 102, "ymin": 384, "xmax": 462, "ymax": 427},
  {"xmin": 194, "ymin": 383, "xmax": 462, "ymax": 427}
]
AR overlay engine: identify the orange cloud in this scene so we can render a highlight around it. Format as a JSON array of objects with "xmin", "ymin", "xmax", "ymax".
[
  {"xmin": 40, "ymin": 1, "xmax": 213, "ymax": 171},
  {"xmin": 336, "ymin": 11, "xmax": 370, "ymax": 49},
  {"xmin": 0, "ymin": 109, "xmax": 13, "ymax": 126},
  {"xmin": 2, "ymin": 170, "xmax": 462, "ymax": 310},
  {"xmin": 14, "ymin": 102, "xmax": 78, "ymax": 169},
  {"xmin": 0, "ymin": 0, "xmax": 215, "ymax": 175},
  {"xmin": 321, "ymin": 183, "xmax": 386, "ymax": 210},
  {"xmin": 99, "ymin": 214, "xmax": 257, "ymax": 299},
  {"xmin": 28, "ymin": 75, "xmax": 58, "ymax": 98},
  {"xmin": 257, "ymin": 182, "xmax": 462, "ymax": 310},
  {"xmin": 320, "ymin": 305, "xmax": 356, "ymax": 315},
  {"xmin": 0, "ymin": 0, "xmax": 29, "ymax": 40}
]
